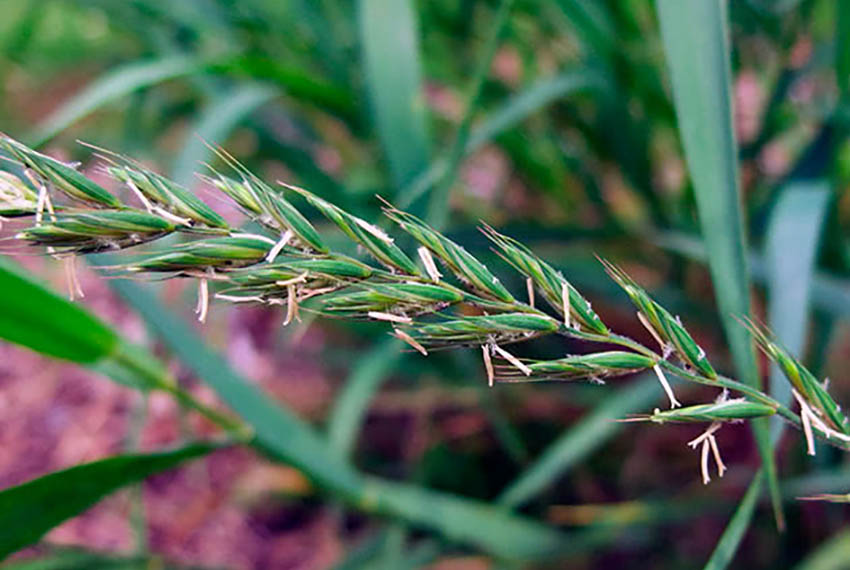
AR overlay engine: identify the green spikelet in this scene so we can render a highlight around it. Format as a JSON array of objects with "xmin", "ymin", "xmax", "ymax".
[
  {"xmin": 383, "ymin": 206, "xmax": 514, "ymax": 303},
  {"xmin": 601, "ymin": 259, "xmax": 716, "ymax": 379},
  {"xmin": 495, "ymin": 351, "xmax": 654, "ymax": 382},
  {"xmin": 407, "ymin": 313, "xmax": 559, "ymax": 346},
  {"xmin": 210, "ymin": 174, "xmax": 326, "ymax": 253},
  {"xmin": 124, "ymin": 236, "xmax": 270, "ymax": 273},
  {"xmin": 108, "ymin": 165, "xmax": 228, "ymax": 229},
  {"xmin": 745, "ymin": 319, "xmax": 848, "ymax": 434},
  {"xmin": 17, "ymin": 210, "xmax": 175, "ymax": 253},
  {"xmin": 287, "ymin": 184, "xmax": 419, "ymax": 275},
  {"xmin": 482, "ymin": 225, "xmax": 608, "ymax": 333},
  {"xmin": 1, "ymin": 135, "xmax": 121, "ymax": 208},
  {"xmin": 0, "ymin": 172, "xmax": 39, "ymax": 217},
  {"xmin": 647, "ymin": 399, "xmax": 776, "ymax": 423},
  {"xmin": 321, "ymin": 283, "xmax": 463, "ymax": 317}
]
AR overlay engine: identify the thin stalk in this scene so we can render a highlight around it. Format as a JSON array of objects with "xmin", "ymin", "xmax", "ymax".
[
  {"xmin": 113, "ymin": 345, "xmax": 251, "ymax": 438},
  {"xmin": 426, "ymin": 0, "xmax": 514, "ymax": 229}
]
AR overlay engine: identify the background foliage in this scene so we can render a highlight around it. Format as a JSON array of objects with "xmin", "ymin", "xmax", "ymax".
[{"xmin": 1, "ymin": 0, "xmax": 850, "ymax": 568}]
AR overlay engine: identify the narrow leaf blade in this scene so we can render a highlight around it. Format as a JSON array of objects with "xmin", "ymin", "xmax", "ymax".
[
  {"xmin": 656, "ymin": 0, "xmax": 782, "ymax": 527},
  {"xmin": 359, "ymin": 0, "xmax": 430, "ymax": 190},
  {"xmin": 0, "ymin": 444, "xmax": 217, "ymax": 559}
]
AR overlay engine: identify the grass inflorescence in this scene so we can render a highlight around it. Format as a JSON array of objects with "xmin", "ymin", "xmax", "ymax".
[{"xmin": 1, "ymin": 133, "xmax": 848, "ymax": 488}]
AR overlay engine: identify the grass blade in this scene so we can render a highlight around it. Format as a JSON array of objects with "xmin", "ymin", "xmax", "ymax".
[
  {"xmin": 0, "ymin": 443, "xmax": 218, "ymax": 560},
  {"xmin": 171, "ymin": 83, "xmax": 277, "ymax": 187},
  {"xmin": 0, "ymin": 259, "xmax": 242, "ymax": 427},
  {"xmin": 210, "ymin": 56, "xmax": 356, "ymax": 120},
  {"xmin": 656, "ymin": 0, "xmax": 783, "ymax": 527},
  {"xmin": 837, "ymin": 2, "xmax": 850, "ymax": 97},
  {"xmin": 652, "ymin": 231, "xmax": 850, "ymax": 320},
  {"xmin": 28, "ymin": 55, "xmax": 203, "ymax": 147},
  {"xmin": 703, "ymin": 472, "xmax": 763, "ymax": 570},
  {"xmin": 327, "ymin": 338, "xmax": 403, "ymax": 459},
  {"xmin": 358, "ymin": 0, "xmax": 430, "ymax": 190},
  {"xmin": 765, "ymin": 182, "xmax": 830, "ymax": 442},
  {"xmin": 792, "ymin": 529, "xmax": 850, "ymax": 570},
  {"xmin": 0, "ymin": 259, "xmax": 118, "ymax": 364},
  {"xmin": 397, "ymin": 68, "xmax": 606, "ymax": 209},
  {"xmin": 498, "ymin": 375, "xmax": 658, "ymax": 509}
]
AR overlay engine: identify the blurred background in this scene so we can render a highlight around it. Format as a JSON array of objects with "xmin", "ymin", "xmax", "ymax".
[{"xmin": 1, "ymin": 0, "xmax": 850, "ymax": 568}]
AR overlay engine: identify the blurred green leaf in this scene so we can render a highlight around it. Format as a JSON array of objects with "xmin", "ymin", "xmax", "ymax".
[
  {"xmin": 498, "ymin": 375, "xmax": 658, "ymax": 509},
  {"xmin": 651, "ymin": 231, "xmax": 850, "ymax": 319},
  {"xmin": 765, "ymin": 182, "xmax": 830, "ymax": 441},
  {"xmin": 554, "ymin": 0, "xmax": 615, "ymax": 57},
  {"xmin": 656, "ymin": 0, "xmax": 782, "ymax": 527},
  {"xmin": 359, "ymin": 0, "xmax": 430, "ymax": 190},
  {"xmin": 427, "ymin": 0, "xmax": 513, "ymax": 229},
  {"xmin": 792, "ymin": 529, "xmax": 850, "ymax": 570},
  {"xmin": 0, "ymin": 259, "xmax": 239, "ymax": 426},
  {"xmin": 398, "ymin": 68, "xmax": 606, "ymax": 208},
  {"xmin": 0, "ymin": 443, "xmax": 218, "ymax": 560},
  {"xmin": 703, "ymin": 472, "xmax": 763, "ymax": 570},
  {"xmin": 0, "ymin": 259, "xmax": 117, "ymax": 363},
  {"xmin": 3, "ymin": 548, "xmax": 213, "ymax": 570},
  {"xmin": 837, "ymin": 2, "xmax": 850, "ymax": 96},
  {"xmin": 29, "ymin": 55, "xmax": 203, "ymax": 147},
  {"xmin": 171, "ymin": 83, "xmax": 277, "ymax": 187},
  {"xmin": 210, "ymin": 56, "xmax": 356, "ymax": 120},
  {"xmin": 328, "ymin": 338, "xmax": 403, "ymax": 459}
]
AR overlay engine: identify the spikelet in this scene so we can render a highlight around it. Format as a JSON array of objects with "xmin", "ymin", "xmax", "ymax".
[
  {"xmin": 744, "ymin": 318, "xmax": 849, "ymax": 435},
  {"xmin": 1, "ymin": 135, "xmax": 121, "ymax": 208},
  {"xmin": 601, "ymin": 259, "xmax": 716, "ymax": 379},
  {"xmin": 382, "ymin": 204, "xmax": 515, "ymax": 303},
  {"xmin": 286, "ymin": 184, "xmax": 419, "ymax": 275},
  {"xmin": 482, "ymin": 224, "xmax": 608, "ymax": 333},
  {"xmin": 494, "ymin": 351, "xmax": 655, "ymax": 383}
]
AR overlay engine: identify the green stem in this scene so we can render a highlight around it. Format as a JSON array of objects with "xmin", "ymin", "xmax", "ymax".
[
  {"xmin": 426, "ymin": 0, "xmax": 515, "ymax": 229},
  {"xmin": 113, "ymin": 342, "xmax": 251, "ymax": 439}
]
